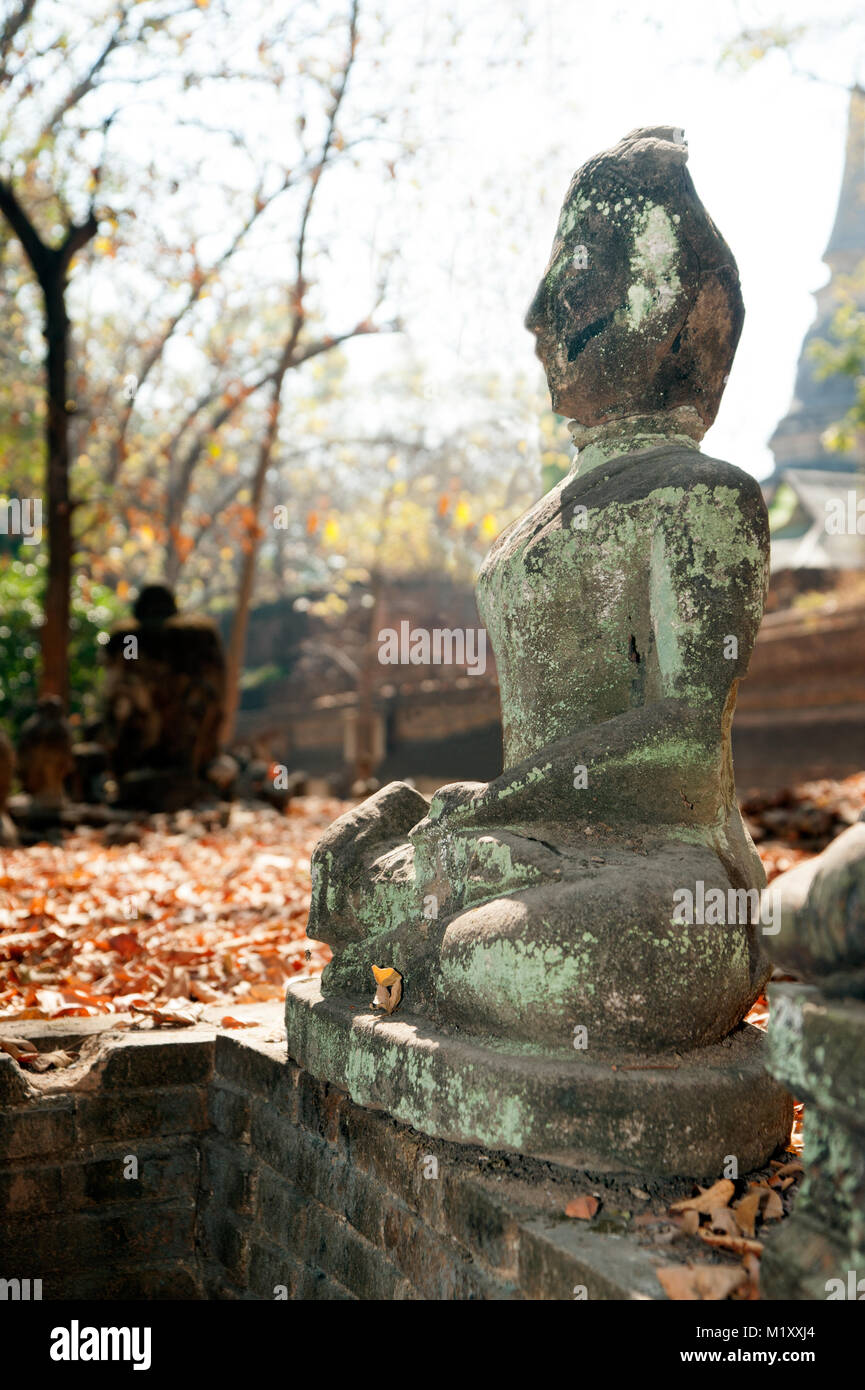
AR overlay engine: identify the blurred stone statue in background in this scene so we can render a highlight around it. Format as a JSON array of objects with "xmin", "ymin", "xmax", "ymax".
[{"xmin": 101, "ymin": 584, "xmax": 227, "ymax": 810}]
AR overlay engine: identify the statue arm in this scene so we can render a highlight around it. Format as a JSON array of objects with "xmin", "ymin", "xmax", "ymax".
[
  {"xmin": 648, "ymin": 477, "xmax": 769, "ymax": 709},
  {"xmin": 417, "ymin": 696, "xmax": 718, "ymax": 834}
]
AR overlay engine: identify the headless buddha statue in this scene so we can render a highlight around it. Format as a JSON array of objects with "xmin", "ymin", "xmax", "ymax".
[{"xmin": 306, "ymin": 126, "xmax": 772, "ymax": 1059}]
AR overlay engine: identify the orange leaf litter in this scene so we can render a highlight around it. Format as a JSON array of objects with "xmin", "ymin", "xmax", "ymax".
[{"xmin": 0, "ymin": 800, "xmax": 344, "ymax": 1024}]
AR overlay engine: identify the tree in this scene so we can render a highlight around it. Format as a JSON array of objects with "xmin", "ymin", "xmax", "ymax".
[
  {"xmin": 220, "ymin": 0, "xmax": 399, "ymax": 742},
  {"xmin": 0, "ymin": 0, "xmax": 211, "ymax": 703}
]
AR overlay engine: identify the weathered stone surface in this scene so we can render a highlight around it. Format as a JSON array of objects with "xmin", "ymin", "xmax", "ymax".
[
  {"xmin": 15, "ymin": 694, "xmax": 74, "ymax": 808},
  {"xmin": 524, "ymin": 126, "xmax": 743, "ymax": 429},
  {"xmin": 101, "ymin": 583, "xmax": 227, "ymax": 809},
  {"xmin": 762, "ymin": 823, "xmax": 865, "ymax": 1299},
  {"xmin": 762, "ymin": 981, "xmax": 865, "ymax": 1299},
  {"xmin": 768, "ymin": 820, "xmax": 865, "ymax": 995},
  {"xmin": 0, "ymin": 1019, "xmax": 775, "ymax": 1300},
  {"xmin": 285, "ymin": 978, "xmax": 791, "ymax": 1177},
  {"xmin": 300, "ymin": 127, "xmax": 783, "ymax": 1173}
]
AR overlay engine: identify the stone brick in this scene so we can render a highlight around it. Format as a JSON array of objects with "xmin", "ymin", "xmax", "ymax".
[
  {"xmin": 201, "ymin": 1136, "xmax": 256, "ymax": 1216},
  {"xmin": 381, "ymin": 1202, "xmax": 492, "ymax": 1300},
  {"xmin": 62, "ymin": 1145, "xmax": 199, "ymax": 1210},
  {"xmin": 517, "ymin": 1218, "xmax": 670, "ymax": 1301},
  {"xmin": 297, "ymin": 1069, "xmax": 346, "ymax": 1143},
  {"xmin": 302, "ymin": 1195, "xmax": 403, "ymax": 1300},
  {"xmin": 1, "ymin": 1202, "xmax": 195, "ymax": 1275},
  {"xmin": 214, "ymin": 1034, "xmax": 291, "ymax": 1102},
  {"xmin": 442, "ymin": 1177, "xmax": 520, "ymax": 1277},
  {"xmin": 294, "ymin": 1264, "xmax": 356, "ymax": 1300},
  {"xmin": 343, "ymin": 1105, "xmax": 426, "ymax": 1211},
  {"xmin": 98, "ymin": 1036, "xmax": 213, "ymax": 1090},
  {"xmin": 255, "ymin": 1166, "xmax": 307, "ymax": 1244},
  {"xmin": 0, "ymin": 1163, "xmax": 63, "ymax": 1216},
  {"xmin": 0, "ymin": 1100, "xmax": 74, "ymax": 1161},
  {"xmin": 46, "ymin": 1260, "xmax": 204, "ymax": 1301},
  {"xmin": 247, "ymin": 1237, "xmax": 302, "ymax": 1301},
  {"xmin": 75, "ymin": 1087, "xmax": 207, "ymax": 1146},
  {"xmin": 252, "ymin": 1102, "xmax": 347, "ymax": 1208},
  {"xmin": 198, "ymin": 1204, "xmax": 249, "ymax": 1284},
  {"xmin": 209, "ymin": 1082, "xmax": 250, "ymax": 1143},
  {"xmin": 0, "ymin": 1054, "xmax": 35, "ymax": 1106},
  {"xmin": 340, "ymin": 1160, "xmax": 389, "ymax": 1248}
]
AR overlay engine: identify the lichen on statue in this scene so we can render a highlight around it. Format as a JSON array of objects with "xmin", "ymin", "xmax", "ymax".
[{"xmin": 307, "ymin": 127, "xmax": 772, "ymax": 1056}]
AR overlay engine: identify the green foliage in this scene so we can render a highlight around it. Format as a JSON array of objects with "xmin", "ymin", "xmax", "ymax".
[
  {"xmin": 718, "ymin": 24, "xmax": 808, "ymax": 72},
  {"xmin": 0, "ymin": 552, "xmax": 126, "ymax": 739},
  {"xmin": 809, "ymin": 268, "xmax": 865, "ymax": 452}
]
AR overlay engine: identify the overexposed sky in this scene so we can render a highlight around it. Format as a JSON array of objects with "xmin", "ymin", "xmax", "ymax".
[
  {"xmin": 16, "ymin": 0, "xmax": 863, "ymax": 488},
  {"xmin": 331, "ymin": 0, "xmax": 865, "ymax": 481}
]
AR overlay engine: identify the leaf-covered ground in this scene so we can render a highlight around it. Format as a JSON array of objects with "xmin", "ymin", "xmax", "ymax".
[
  {"xmin": 1, "ymin": 772, "xmax": 863, "ymax": 1024},
  {"xmin": 0, "ymin": 799, "xmax": 343, "ymax": 1024}
]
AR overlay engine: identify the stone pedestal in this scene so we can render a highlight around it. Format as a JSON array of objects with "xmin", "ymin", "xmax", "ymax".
[
  {"xmin": 285, "ymin": 977, "xmax": 791, "ymax": 1176},
  {"xmin": 761, "ymin": 983, "xmax": 865, "ymax": 1299}
]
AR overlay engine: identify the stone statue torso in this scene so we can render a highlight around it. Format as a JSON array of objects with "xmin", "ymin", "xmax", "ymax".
[{"xmin": 479, "ymin": 441, "xmax": 768, "ymax": 771}]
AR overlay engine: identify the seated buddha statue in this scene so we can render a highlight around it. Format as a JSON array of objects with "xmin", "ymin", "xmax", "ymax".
[{"xmin": 306, "ymin": 126, "xmax": 772, "ymax": 1058}]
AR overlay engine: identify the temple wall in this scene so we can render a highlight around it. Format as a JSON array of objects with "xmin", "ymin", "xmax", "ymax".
[{"xmin": 0, "ymin": 1023, "xmax": 673, "ymax": 1301}]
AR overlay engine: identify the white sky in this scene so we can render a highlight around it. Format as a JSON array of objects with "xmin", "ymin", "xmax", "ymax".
[
  {"xmin": 333, "ymin": 0, "xmax": 865, "ymax": 482},
  {"xmin": 11, "ymin": 0, "xmax": 863, "ymax": 490}
]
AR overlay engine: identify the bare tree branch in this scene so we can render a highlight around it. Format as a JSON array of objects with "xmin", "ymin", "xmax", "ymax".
[{"xmin": 0, "ymin": 0, "xmax": 36, "ymax": 76}]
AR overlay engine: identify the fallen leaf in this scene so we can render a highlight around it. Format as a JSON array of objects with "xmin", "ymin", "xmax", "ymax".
[
  {"xmin": 762, "ymin": 1188, "xmax": 784, "ymax": 1222},
  {"xmin": 0, "ymin": 1035, "xmax": 37, "ymax": 1061},
  {"xmin": 670, "ymin": 1179, "xmax": 734, "ymax": 1215},
  {"xmin": 775, "ymin": 1160, "xmax": 804, "ymax": 1179},
  {"xmin": 565, "ymin": 1195, "xmax": 599, "ymax": 1220},
  {"xmin": 221, "ymin": 1015, "xmax": 257, "ymax": 1029},
  {"xmin": 681, "ymin": 1210, "xmax": 701, "ymax": 1236},
  {"xmin": 734, "ymin": 1189, "xmax": 763, "ymax": 1238},
  {"xmin": 0, "ymin": 798, "xmax": 342, "ymax": 1026},
  {"xmin": 371, "ymin": 965, "xmax": 403, "ymax": 1015},
  {"xmin": 19, "ymin": 1049, "xmax": 75, "ymax": 1071},
  {"xmin": 656, "ymin": 1264, "xmax": 748, "ymax": 1301},
  {"xmin": 707, "ymin": 1206, "xmax": 741, "ymax": 1237},
  {"xmin": 130, "ymin": 1002, "xmax": 203, "ymax": 1028},
  {"xmin": 699, "ymin": 1229, "xmax": 764, "ymax": 1256}
]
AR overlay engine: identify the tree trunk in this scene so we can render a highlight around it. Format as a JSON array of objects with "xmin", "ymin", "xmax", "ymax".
[
  {"xmin": 40, "ymin": 271, "xmax": 72, "ymax": 703},
  {"xmin": 221, "ymin": 384, "xmax": 282, "ymax": 745}
]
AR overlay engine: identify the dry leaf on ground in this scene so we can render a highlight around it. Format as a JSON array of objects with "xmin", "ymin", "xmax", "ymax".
[
  {"xmin": 699, "ymin": 1230, "xmax": 764, "ymax": 1257},
  {"xmin": 19, "ymin": 1048, "xmax": 75, "ymax": 1071},
  {"xmin": 734, "ymin": 1189, "xmax": 763, "ymax": 1237},
  {"xmin": 0, "ymin": 800, "xmax": 342, "ymax": 1023},
  {"xmin": 565, "ymin": 1195, "xmax": 599, "ymax": 1220},
  {"xmin": 707, "ymin": 1207, "xmax": 740, "ymax": 1237},
  {"xmin": 670, "ymin": 1179, "xmax": 734, "ymax": 1215},
  {"xmin": 656, "ymin": 1263, "xmax": 748, "ymax": 1301},
  {"xmin": 0, "ymin": 1035, "xmax": 37, "ymax": 1061},
  {"xmin": 774, "ymin": 1160, "xmax": 804, "ymax": 1179}
]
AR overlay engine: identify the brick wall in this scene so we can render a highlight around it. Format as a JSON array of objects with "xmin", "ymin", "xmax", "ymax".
[
  {"xmin": 0, "ymin": 1022, "xmax": 679, "ymax": 1301},
  {"xmin": 0, "ymin": 1036, "xmax": 208, "ymax": 1299}
]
